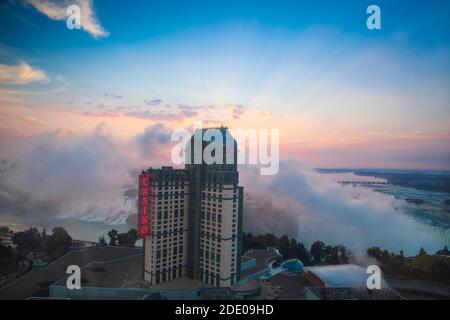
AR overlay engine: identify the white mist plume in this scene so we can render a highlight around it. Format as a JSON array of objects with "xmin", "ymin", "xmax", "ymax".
[
  {"xmin": 241, "ymin": 160, "xmax": 447, "ymax": 255},
  {"xmin": 0, "ymin": 123, "xmax": 173, "ymax": 224}
]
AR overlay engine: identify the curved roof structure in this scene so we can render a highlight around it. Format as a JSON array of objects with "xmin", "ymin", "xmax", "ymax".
[{"xmin": 304, "ymin": 264, "xmax": 386, "ymax": 288}]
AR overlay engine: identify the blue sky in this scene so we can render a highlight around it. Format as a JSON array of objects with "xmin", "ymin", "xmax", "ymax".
[{"xmin": 1, "ymin": 0, "xmax": 449, "ymax": 48}]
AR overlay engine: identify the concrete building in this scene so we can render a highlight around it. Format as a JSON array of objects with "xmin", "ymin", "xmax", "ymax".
[
  {"xmin": 303, "ymin": 264, "xmax": 387, "ymax": 288},
  {"xmin": 140, "ymin": 167, "xmax": 189, "ymax": 285},
  {"xmin": 302, "ymin": 264, "xmax": 403, "ymax": 299},
  {"xmin": 140, "ymin": 127, "xmax": 243, "ymax": 288}
]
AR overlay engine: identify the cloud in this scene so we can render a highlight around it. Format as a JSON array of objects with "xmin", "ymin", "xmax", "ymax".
[
  {"xmin": 104, "ymin": 93, "xmax": 122, "ymax": 99},
  {"xmin": 144, "ymin": 99, "xmax": 163, "ymax": 106},
  {"xmin": 124, "ymin": 110, "xmax": 180, "ymax": 121},
  {"xmin": 230, "ymin": 104, "xmax": 245, "ymax": 119},
  {"xmin": 77, "ymin": 105, "xmax": 198, "ymax": 122},
  {"xmin": 26, "ymin": 0, "xmax": 109, "ymax": 39},
  {"xmin": 0, "ymin": 62, "xmax": 48, "ymax": 84},
  {"xmin": 133, "ymin": 123, "xmax": 173, "ymax": 161},
  {"xmin": 135, "ymin": 123, "xmax": 171, "ymax": 147},
  {"xmin": 177, "ymin": 105, "xmax": 198, "ymax": 118},
  {"xmin": 96, "ymin": 103, "xmax": 108, "ymax": 109}
]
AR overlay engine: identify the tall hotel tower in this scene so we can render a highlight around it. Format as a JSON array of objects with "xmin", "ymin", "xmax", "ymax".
[{"xmin": 139, "ymin": 127, "xmax": 243, "ymax": 287}]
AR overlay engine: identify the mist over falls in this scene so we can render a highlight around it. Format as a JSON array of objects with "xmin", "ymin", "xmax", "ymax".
[
  {"xmin": 241, "ymin": 161, "xmax": 450, "ymax": 256},
  {"xmin": 0, "ymin": 126, "xmax": 448, "ymax": 256}
]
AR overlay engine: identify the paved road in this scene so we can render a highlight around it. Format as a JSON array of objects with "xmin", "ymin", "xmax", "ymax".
[
  {"xmin": 387, "ymin": 279, "xmax": 450, "ymax": 298},
  {"xmin": 0, "ymin": 246, "xmax": 142, "ymax": 300}
]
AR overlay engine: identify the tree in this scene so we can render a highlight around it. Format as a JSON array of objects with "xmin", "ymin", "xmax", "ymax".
[
  {"xmin": 98, "ymin": 235, "xmax": 106, "ymax": 246},
  {"xmin": 0, "ymin": 242, "xmax": 16, "ymax": 276},
  {"xmin": 418, "ymin": 247, "xmax": 427, "ymax": 256},
  {"xmin": 323, "ymin": 245, "xmax": 333, "ymax": 263},
  {"xmin": 107, "ymin": 229, "xmax": 119, "ymax": 246},
  {"xmin": 336, "ymin": 245, "xmax": 349, "ymax": 264},
  {"xmin": 297, "ymin": 243, "xmax": 312, "ymax": 266},
  {"xmin": 117, "ymin": 233, "xmax": 128, "ymax": 246},
  {"xmin": 264, "ymin": 233, "xmax": 278, "ymax": 247},
  {"xmin": 381, "ymin": 250, "xmax": 391, "ymax": 264},
  {"xmin": 310, "ymin": 241, "xmax": 325, "ymax": 264},
  {"xmin": 0, "ymin": 226, "xmax": 12, "ymax": 235},
  {"xmin": 278, "ymin": 235, "xmax": 290, "ymax": 250},
  {"xmin": 367, "ymin": 247, "xmax": 382, "ymax": 260},
  {"xmin": 47, "ymin": 227, "xmax": 72, "ymax": 258},
  {"xmin": 12, "ymin": 228, "xmax": 42, "ymax": 252},
  {"xmin": 41, "ymin": 228, "xmax": 48, "ymax": 252},
  {"xmin": 328, "ymin": 246, "xmax": 339, "ymax": 264},
  {"xmin": 399, "ymin": 250, "xmax": 405, "ymax": 264},
  {"xmin": 117, "ymin": 229, "xmax": 138, "ymax": 247},
  {"xmin": 126, "ymin": 229, "xmax": 138, "ymax": 247},
  {"xmin": 290, "ymin": 238, "xmax": 298, "ymax": 248},
  {"xmin": 430, "ymin": 259, "xmax": 450, "ymax": 283}
]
